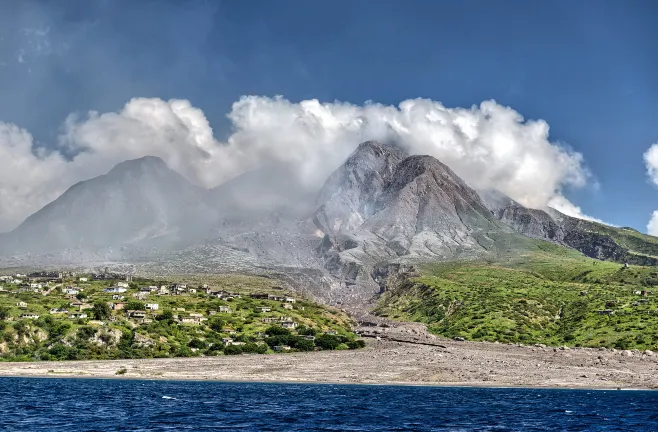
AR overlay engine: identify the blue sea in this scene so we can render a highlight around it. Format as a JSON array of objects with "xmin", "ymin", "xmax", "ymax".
[{"xmin": 1, "ymin": 378, "xmax": 657, "ymax": 431}]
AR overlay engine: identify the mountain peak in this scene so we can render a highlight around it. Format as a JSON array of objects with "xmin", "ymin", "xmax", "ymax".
[{"xmin": 108, "ymin": 155, "xmax": 169, "ymax": 176}]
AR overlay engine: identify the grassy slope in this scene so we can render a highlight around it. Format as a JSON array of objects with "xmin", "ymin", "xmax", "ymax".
[
  {"xmin": 375, "ymin": 240, "xmax": 658, "ymax": 350},
  {"xmin": 0, "ymin": 274, "xmax": 358, "ymax": 361}
]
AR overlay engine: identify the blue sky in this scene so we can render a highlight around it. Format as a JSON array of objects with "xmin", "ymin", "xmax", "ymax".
[{"xmin": 0, "ymin": 0, "xmax": 657, "ymax": 231}]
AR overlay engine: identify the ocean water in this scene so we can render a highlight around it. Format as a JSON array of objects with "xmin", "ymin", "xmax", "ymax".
[{"xmin": 0, "ymin": 378, "xmax": 657, "ymax": 431}]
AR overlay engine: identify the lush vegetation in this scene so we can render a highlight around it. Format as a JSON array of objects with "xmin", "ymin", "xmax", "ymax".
[
  {"xmin": 0, "ymin": 273, "xmax": 362, "ymax": 361},
  {"xmin": 375, "ymin": 245, "xmax": 658, "ymax": 350}
]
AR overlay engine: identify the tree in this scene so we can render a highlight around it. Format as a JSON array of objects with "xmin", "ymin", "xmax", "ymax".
[
  {"xmin": 224, "ymin": 344, "xmax": 243, "ymax": 355},
  {"xmin": 188, "ymin": 338, "xmax": 206, "ymax": 349},
  {"xmin": 297, "ymin": 326, "xmax": 317, "ymax": 336},
  {"xmin": 125, "ymin": 301, "xmax": 145, "ymax": 311},
  {"xmin": 157, "ymin": 310, "xmax": 174, "ymax": 323},
  {"xmin": 209, "ymin": 317, "xmax": 225, "ymax": 332},
  {"xmin": 0, "ymin": 306, "xmax": 9, "ymax": 320},
  {"xmin": 92, "ymin": 301, "xmax": 111, "ymax": 320},
  {"xmin": 242, "ymin": 343, "xmax": 268, "ymax": 354},
  {"xmin": 265, "ymin": 325, "xmax": 291, "ymax": 336},
  {"xmin": 315, "ymin": 334, "xmax": 341, "ymax": 350},
  {"xmin": 292, "ymin": 337, "xmax": 314, "ymax": 352},
  {"xmin": 76, "ymin": 292, "xmax": 87, "ymax": 301}
]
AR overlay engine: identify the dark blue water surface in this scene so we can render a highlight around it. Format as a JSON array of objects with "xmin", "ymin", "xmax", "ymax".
[{"xmin": 1, "ymin": 378, "xmax": 657, "ymax": 431}]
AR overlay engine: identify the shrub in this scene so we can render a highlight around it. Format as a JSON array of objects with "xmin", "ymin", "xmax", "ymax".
[
  {"xmin": 92, "ymin": 302, "xmax": 111, "ymax": 320},
  {"xmin": 242, "ymin": 343, "xmax": 268, "ymax": 354},
  {"xmin": 125, "ymin": 301, "xmax": 145, "ymax": 311},
  {"xmin": 347, "ymin": 340, "xmax": 366, "ymax": 349},
  {"xmin": 265, "ymin": 325, "xmax": 291, "ymax": 336},
  {"xmin": 292, "ymin": 338, "xmax": 314, "ymax": 352},
  {"xmin": 224, "ymin": 345, "xmax": 243, "ymax": 355},
  {"xmin": 157, "ymin": 310, "xmax": 174, "ymax": 323},
  {"xmin": 209, "ymin": 318, "xmax": 224, "ymax": 332},
  {"xmin": 188, "ymin": 338, "xmax": 206, "ymax": 349},
  {"xmin": 297, "ymin": 326, "xmax": 317, "ymax": 336},
  {"xmin": 77, "ymin": 326, "xmax": 96, "ymax": 341},
  {"xmin": 315, "ymin": 334, "xmax": 341, "ymax": 350},
  {"xmin": 0, "ymin": 306, "xmax": 9, "ymax": 320}
]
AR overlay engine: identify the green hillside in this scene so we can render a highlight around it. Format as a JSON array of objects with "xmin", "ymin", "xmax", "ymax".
[
  {"xmin": 0, "ymin": 273, "xmax": 362, "ymax": 361},
  {"xmin": 375, "ymin": 243, "xmax": 658, "ymax": 350}
]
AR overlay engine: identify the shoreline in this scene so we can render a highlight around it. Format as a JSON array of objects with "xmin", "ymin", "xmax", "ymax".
[
  {"xmin": 0, "ymin": 373, "xmax": 646, "ymax": 392},
  {"xmin": 2, "ymin": 337, "xmax": 657, "ymax": 390}
]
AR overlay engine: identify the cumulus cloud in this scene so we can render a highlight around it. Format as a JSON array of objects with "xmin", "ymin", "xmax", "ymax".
[
  {"xmin": 648, "ymin": 211, "xmax": 658, "ymax": 237},
  {"xmin": 0, "ymin": 96, "xmax": 595, "ymax": 231},
  {"xmin": 546, "ymin": 195, "xmax": 606, "ymax": 224},
  {"xmin": 643, "ymin": 144, "xmax": 658, "ymax": 235}
]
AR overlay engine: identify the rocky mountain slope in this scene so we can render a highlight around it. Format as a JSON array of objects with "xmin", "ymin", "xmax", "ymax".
[
  {"xmin": 0, "ymin": 156, "xmax": 215, "ymax": 254},
  {"xmin": 479, "ymin": 189, "xmax": 658, "ymax": 266},
  {"xmin": 2, "ymin": 141, "xmax": 658, "ymax": 305}
]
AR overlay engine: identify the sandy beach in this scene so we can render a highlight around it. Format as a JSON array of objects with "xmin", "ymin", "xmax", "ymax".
[{"xmin": 2, "ymin": 325, "xmax": 657, "ymax": 389}]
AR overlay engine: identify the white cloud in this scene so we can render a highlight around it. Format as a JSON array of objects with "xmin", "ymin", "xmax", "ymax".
[
  {"xmin": 0, "ymin": 96, "xmax": 596, "ymax": 231},
  {"xmin": 644, "ymin": 144, "xmax": 658, "ymax": 186},
  {"xmin": 643, "ymin": 144, "xmax": 658, "ymax": 235},
  {"xmin": 648, "ymin": 211, "xmax": 658, "ymax": 236},
  {"xmin": 547, "ymin": 195, "xmax": 607, "ymax": 224}
]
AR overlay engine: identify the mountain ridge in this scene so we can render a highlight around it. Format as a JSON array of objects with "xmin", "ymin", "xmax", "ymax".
[{"xmin": 1, "ymin": 143, "xmax": 658, "ymax": 304}]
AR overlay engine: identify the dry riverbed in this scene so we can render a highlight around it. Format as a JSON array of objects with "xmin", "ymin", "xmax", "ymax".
[{"xmin": 1, "ymin": 325, "xmax": 658, "ymax": 389}]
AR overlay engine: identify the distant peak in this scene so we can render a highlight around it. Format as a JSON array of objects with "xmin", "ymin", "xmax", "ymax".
[
  {"xmin": 108, "ymin": 156, "xmax": 169, "ymax": 174},
  {"xmin": 355, "ymin": 140, "xmax": 404, "ymax": 154}
]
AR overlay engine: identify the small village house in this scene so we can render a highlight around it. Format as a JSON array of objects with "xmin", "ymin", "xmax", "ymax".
[
  {"xmin": 281, "ymin": 321, "xmax": 298, "ymax": 329},
  {"xmin": 219, "ymin": 306, "xmax": 232, "ymax": 313},
  {"xmin": 49, "ymin": 308, "xmax": 68, "ymax": 315},
  {"xmin": 145, "ymin": 303, "xmax": 159, "ymax": 310},
  {"xmin": 104, "ymin": 286, "xmax": 127, "ymax": 293},
  {"xmin": 117, "ymin": 282, "xmax": 130, "ymax": 288},
  {"xmin": 21, "ymin": 313, "xmax": 40, "ymax": 319},
  {"xmin": 16, "ymin": 301, "xmax": 27, "ymax": 308},
  {"xmin": 79, "ymin": 277, "xmax": 88, "ymax": 282},
  {"xmin": 126, "ymin": 310, "xmax": 147, "ymax": 320},
  {"xmin": 69, "ymin": 312, "xmax": 88, "ymax": 319},
  {"xmin": 256, "ymin": 307, "xmax": 271, "ymax": 313},
  {"xmin": 273, "ymin": 345, "xmax": 291, "ymax": 351},
  {"xmin": 111, "ymin": 302, "xmax": 126, "ymax": 311}
]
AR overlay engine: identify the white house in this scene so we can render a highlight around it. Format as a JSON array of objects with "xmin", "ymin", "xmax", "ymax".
[
  {"xmin": 21, "ymin": 313, "xmax": 40, "ymax": 319},
  {"xmin": 145, "ymin": 303, "xmax": 159, "ymax": 310},
  {"xmin": 219, "ymin": 306, "xmax": 232, "ymax": 313},
  {"xmin": 49, "ymin": 308, "xmax": 68, "ymax": 314},
  {"xmin": 104, "ymin": 287, "xmax": 127, "ymax": 293},
  {"xmin": 16, "ymin": 301, "xmax": 27, "ymax": 308},
  {"xmin": 63, "ymin": 288, "xmax": 79, "ymax": 295},
  {"xmin": 117, "ymin": 282, "xmax": 130, "ymax": 288},
  {"xmin": 79, "ymin": 277, "xmax": 88, "ymax": 282},
  {"xmin": 69, "ymin": 312, "xmax": 88, "ymax": 319},
  {"xmin": 30, "ymin": 283, "xmax": 42, "ymax": 289}
]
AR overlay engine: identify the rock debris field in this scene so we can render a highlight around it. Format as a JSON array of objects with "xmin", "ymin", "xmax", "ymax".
[{"xmin": 2, "ymin": 325, "xmax": 658, "ymax": 389}]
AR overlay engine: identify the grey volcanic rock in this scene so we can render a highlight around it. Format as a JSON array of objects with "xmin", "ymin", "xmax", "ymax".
[
  {"xmin": 313, "ymin": 140, "xmax": 407, "ymax": 236},
  {"xmin": 480, "ymin": 189, "xmax": 658, "ymax": 266},
  {"xmin": 479, "ymin": 189, "xmax": 564, "ymax": 242},
  {"xmin": 313, "ymin": 143, "xmax": 515, "ymax": 291},
  {"xmin": 0, "ymin": 156, "xmax": 215, "ymax": 254}
]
